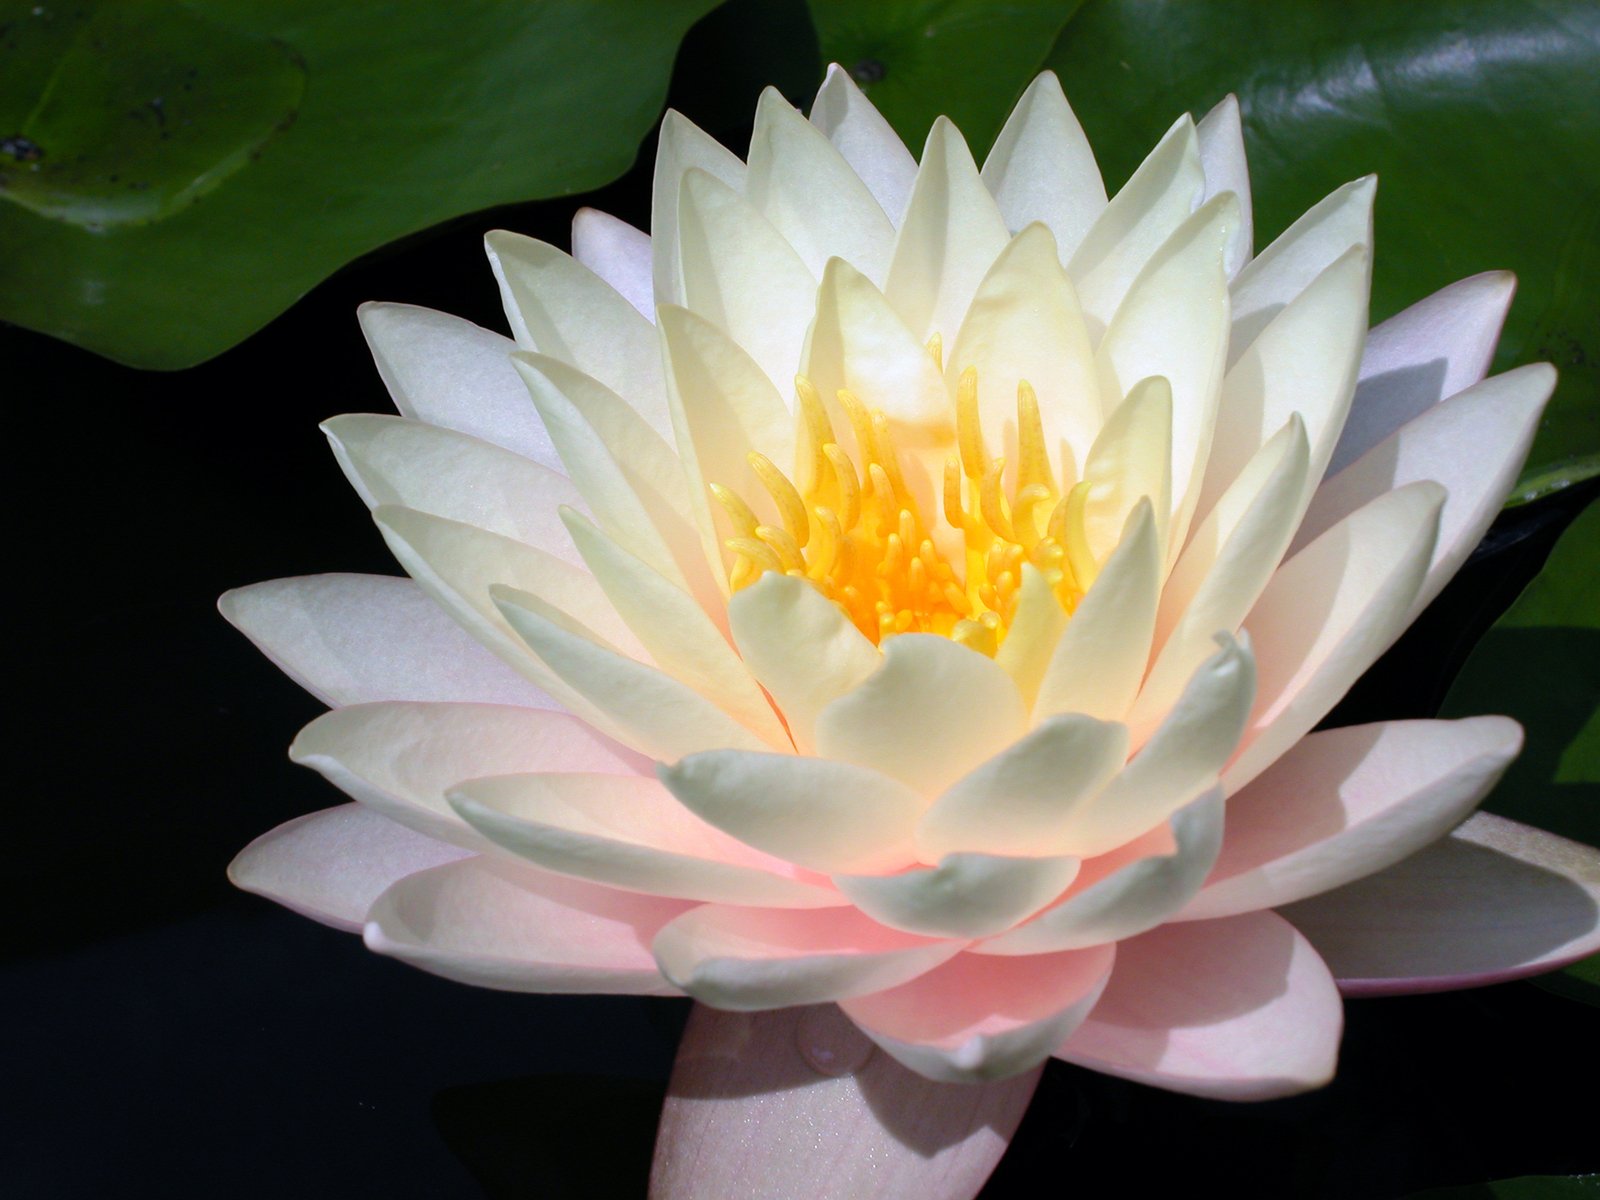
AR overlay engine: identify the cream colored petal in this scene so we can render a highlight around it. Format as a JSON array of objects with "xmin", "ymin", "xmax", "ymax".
[
  {"xmin": 815, "ymin": 634, "xmax": 1027, "ymax": 796},
  {"xmin": 982, "ymin": 72, "xmax": 1106, "ymax": 255},
  {"xmin": 289, "ymin": 700, "xmax": 647, "ymax": 849},
  {"xmin": 883, "ymin": 117, "xmax": 1011, "ymax": 344},
  {"xmin": 652, "ymin": 109, "xmax": 747, "ymax": 309},
  {"xmin": 660, "ymin": 750, "xmax": 925, "ymax": 874},
  {"xmin": 1186, "ymin": 717, "xmax": 1522, "ymax": 921},
  {"xmin": 1195, "ymin": 94, "xmax": 1252, "ymax": 278},
  {"xmin": 322, "ymin": 414, "xmax": 584, "ymax": 564},
  {"xmin": 917, "ymin": 714, "xmax": 1129, "ymax": 861},
  {"xmin": 1079, "ymin": 375, "xmax": 1172, "ymax": 564},
  {"xmin": 561, "ymin": 509, "xmax": 785, "ymax": 743},
  {"xmin": 947, "ymin": 222, "xmax": 1100, "ymax": 476},
  {"xmin": 1332, "ymin": 270, "xmax": 1516, "ymax": 475},
  {"xmin": 837, "ymin": 853, "xmax": 1082, "ymax": 940},
  {"xmin": 366, "ymin": 856, "xmax": 689, "ymax": 995},
  {"xmin": 1226, "ymin": 481, "xmax": 1444, "ymax": 792},
  {"xmin": 678, "ymin": 168, "xmax": 817, "ymax": 398},
  {"xmin": 726, "ymin": 572, "xmax": 881, "ymax": 754},
  {"xmin": 842, "ymin": 947, "xmax": 1114, "ymax": 1084},
  {"xmin": 1034, "ymin": 500, "xmax": 1160, "ymax": 723},
  {"xmin": 1067, "ymin": 115, "xmax": 1205, "ymax": 340},
  {"xmin": 356, "ymin": 302, "xmax": 559, "ymax": 469},
  {"xmin": 976, "ymin": 788, "xmax": 1223, "ymax": 954},
  {"xmin": 484, "ymin": 230, "xmax": 670, "ymax": 440},
  {"xmin": 1199, "ymin": 245, "xmax": 1369, "ymax": 519},
  {"xmin": 1228, "ymin": 175, "xmax": 1374, "ymax": 362},
  {"xmin": 228, "ymin": 803, "xmax": 470, "ymax": 932},
  {"xmin": 747, "ymin": 86, "xmax": 895, "ymax": 281},
  {"xmin": 1056, "ymin": 634, "xmax": 1254, "ymax": 858},
  {"xmin": 653, "ymin": 904, "xmax": 962, "ymax": 1010},
  {"xmin": 993, "ymin": 564, "xmax": 1071, "ymax": 709},
  {"xmin": 1132, "ymin": 416, "xmax": 1309, "ymax": 731},
  {"xmin": 809, "ymin": 63, "xmax": 918, "ymax": 224},
  {"xmin": 571, "ymin": 207, "xmax": 653, "ymax": 319},
  {"xmin": 1294, "ymin": 363, "xmax": 1554, "ymax": 622},
  {"xmin": 1094, "ymin": 193, "xmax": 1235, "ymax": 562},
  {"xmin": 219, "ymin": 573, "xmax": 556, "ymax": 709},
  {"xmin": 494, "ymin": 585, "xmax": 775, "ymax": 760},
  {"xmin": 449, "ymin": 772, "xmax": 840, "ymax": 908},
  {"xmin": 803, "ymin": 257, "xmax": 949, "ymax": 434}
]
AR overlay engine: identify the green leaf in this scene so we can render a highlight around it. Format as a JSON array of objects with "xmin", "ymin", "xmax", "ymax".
[
  {"xmin": 806, "ymin": 0, "xmax": 1085, "ymax": 157},
  {"xmin": 1403, "ymin": 1176, "xmax": 1600, "ymax": 1199},
  {"xmin": 0, "ymin": 0, "xmax": 720, "ymax": 368},
  {"xmin": 1043, "ymin": 0, "xmax": 1600, "ymax": 503}
]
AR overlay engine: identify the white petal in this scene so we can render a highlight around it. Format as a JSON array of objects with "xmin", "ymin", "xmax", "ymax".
[
  {"xmin": 448, "ymin": 772, "xmax": 840, "ymax": 908},
  {"xmin": 1228, "ymin": 176, "xmax": 1374, "ymax": 362},
  {"xmin": 229, "ymin": 804, "xmax": 469, "ymax": 931},
  {"xmin": 917, "ymin": 714, "xmax": 1129, "ymax": 861},
  {"xmin": 978, "ymin": 788, "xmax": 1223, "ymax": 953},
  {"xmin": 884, "ymin": 118, "xmax": 1011, "ymax": 344},
  {"xmin": 485, "ymin": 231, "xmax": 670, "ymax": 440},
  {"xmin": 1079, "ymin": 375, "xmax": 1172, "ymax": 563},
  {"xmin": 1226, "ymin": 481, "xmax": 1444, "ymax": 792},
  {"xmin": 1195, "ymin": 94, "xmax": 1252, "ymax": 277},
  {"xmin": 1055, "ymin": 910, "xmax": 1341, "ymax": 1100},
  {"xmin": 726, "ymin": 572, "xmax": 882, "ymax": 753},
  {"xmin": 993, "ymin": 564, "xmax": 1071, "ymax": 709},
  {"xmin": 809, "ymin": 64, "xmax": 918, "ymax": 223},
  {"xmin": 1281, "ymin": 812, "xmax": 1600, "ymax": 995},
  {"xmin": 571, "ymin": 207, "xmax": 653, "ymax": 319},
  {"xmin": 660, "ymin": 751, "xmax": 925, "ymax": 874},
  {"xmin": 494, "ymin": 585, "xmax": 775, "ymax": 760},
  {"xmin": 366, "ymin": 856, "xmax": 689, "ymax": 994},
  {"xmin": 982, "ymin": 72, "xmax": 1106, "ymax": 256},
  {"xmin": 815, "ymin": 634, "xmax": 1026, "ymax": 796},
  {"xmin": 835, "ymin": 853, "xmax": 1081, "ymax": 940},
  {"xmin": 747, "ymin": 86, "xmax": 896, "ymax": 281},
  {"xmin": 322, "ymin": 414, "xmax": 584, "ymax": 563},
  {"xmin": 219, "ymin": 574, "xmax": 556, "ymax": 710},
  {"xmin": 289, "ymin": 700, "xmax": 647, "ymax": 848},
  {"xmin": 1331, "ymin": 270, "xmax": 1517, "ymax": 476},
  {"xmin": 678, "ymin": 168, "xmax": 817, "ymax": 397},
  {"xmin": 840, "ymin": 946, "xmax": 1115, "ymax": 1083},
  {"xmin": 653, "ymin": 904, "xmax": 961, "ymax": 1010},
  {"xmin": 1294, "ymin": 363, "xmax": 1555, "ymax": 622},
  {"xmin": 1068, "ymin": 115, "xmax": 1205, "ymax": 339},
  {"xmin": 1186, "ymin": 717, "xmax": 1522, "ymax": 921},
  {"xmin": 651, "ymin": 109, "xmax": 747, "ymax": 309},
  {"xmin": 356, "ymin": 302, "xmax": 559, "ymax": 470}
]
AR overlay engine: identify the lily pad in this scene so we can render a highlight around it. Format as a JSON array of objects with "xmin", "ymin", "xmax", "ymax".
[
  {"xmin": 0, "ymin": 0, "xmax": 719, "ymax": 368},
  {"xmin": 1044, "ymin": 0, "xmax": 1600, "ymax": 504},
  {"xmin": 1404, "ymin": 1176, "xmax": 1600, "ymax": 1199}
]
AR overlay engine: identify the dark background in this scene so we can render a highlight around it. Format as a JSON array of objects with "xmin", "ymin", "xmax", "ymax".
[{"xmin": 5, "ymin": 3, "xmax": 1598, "ymax": 1196}]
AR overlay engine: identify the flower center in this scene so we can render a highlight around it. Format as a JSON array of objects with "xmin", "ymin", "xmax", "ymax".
[{"xmin": 716, "ymin": 341, "xmax": 1102, "ymax": 655}]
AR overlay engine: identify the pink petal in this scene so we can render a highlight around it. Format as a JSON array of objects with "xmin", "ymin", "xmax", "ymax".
[
  {"xmin": 228, "ymin": 803, "xmax": 469, "ymax": 931},
  {"xmin": 1280, "ymin": 812, "xmax": 1600, "ymax": 995},
  {"xmin": 1055, "ymin": 910, "xmax": 1342, "ymax": 1100},
  {"xmin": 651, "ymin": 1002, "xmax": 1039, "ymax": 1200},
  {"xmin": 839, "ymin": 946, "xmax": 1115, "ymax": 1083}
]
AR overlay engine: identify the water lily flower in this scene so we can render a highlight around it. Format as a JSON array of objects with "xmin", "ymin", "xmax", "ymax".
[{"xmin": 225, "ymin": 65, "xmax": 1600, "ymax": 1198}]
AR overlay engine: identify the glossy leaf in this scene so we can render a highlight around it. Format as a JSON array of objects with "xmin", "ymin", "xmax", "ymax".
[
  {"xmin": 1045, "ymin": 0, "xmax": 1600, "ymax": 502},
  {"xmin": 805, "ymin": 0, "xmax": 1085, "ymax": 157},
  {"xmin": 1404, "ymin": 1177, "xmax": 1600, "ymax": 1199},
  {"xmin": 0, "ymin": 0, "xmax": 718, "ymax": 368}
]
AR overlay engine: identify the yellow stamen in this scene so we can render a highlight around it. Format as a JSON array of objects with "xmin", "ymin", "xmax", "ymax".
[{"xmin": 748, "ymin": 451, "xmax": 810, "ymax": 548}]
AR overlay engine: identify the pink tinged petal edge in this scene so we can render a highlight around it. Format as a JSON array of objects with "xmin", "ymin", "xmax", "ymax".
[
  {"xmin": 1184, "ymin": 716, "xmax": 1522, "ymax": 921},
  {"xmin": 839, "ymin": 946, "xmax": 1116, "ymax": 1084},
  {"xmin": 219, "ymin": 573, "xmax": 558, "ymax": 710},
  {"xmin": 228, "ymin": 804, "xmax": 470, "ymax": 932},
  {"xmin": 1055, "ymin": 910, "xmax": 1343, "ymax": 1101},
  {"xmin": 1280, "ymin": 812, "xmax": 1600, "ymax": 996},
  {"xmin": 651, "ymin": 1002, "xmax": 1040, "ymax": 1200},
  {"xmin": 364, "ymin": 855, "xmax": 692, "ymax": 996}
]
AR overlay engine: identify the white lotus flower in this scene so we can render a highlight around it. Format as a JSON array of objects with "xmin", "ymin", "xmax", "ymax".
[{"xmin": 225, "ymin": 66, "xmax": 1600, "ymax": 1196}]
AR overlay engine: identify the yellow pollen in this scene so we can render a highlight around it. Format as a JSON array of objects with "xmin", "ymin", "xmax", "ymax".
[{"xmin": 717, "ymin": 370, "xmax": 1087, "ymax": 652}]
